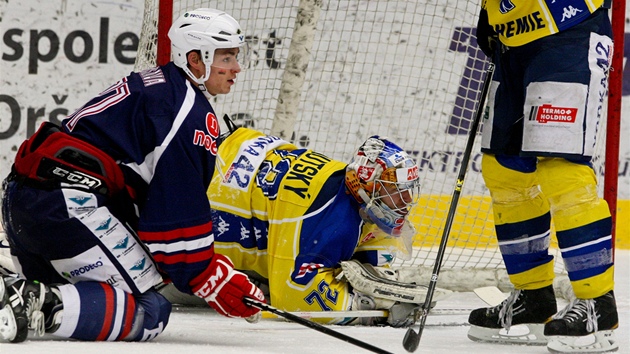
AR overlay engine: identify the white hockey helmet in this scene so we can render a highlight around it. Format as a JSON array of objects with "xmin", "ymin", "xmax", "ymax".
[
  {"xmin": 168, "ymin": 8, "xmax": 246, "ymax": 86},
  {"xmin": 345, "ymin": 136, "xmax": 420, "ymax": 236}
]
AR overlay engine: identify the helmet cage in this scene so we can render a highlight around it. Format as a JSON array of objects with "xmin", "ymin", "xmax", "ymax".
[{"xmin": 365, "ymin": 171, "xmax": 420, "ymax": 236}]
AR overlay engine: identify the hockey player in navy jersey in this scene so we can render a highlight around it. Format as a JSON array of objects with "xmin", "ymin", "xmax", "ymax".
[
  {"xmin": 468, "ymin": 1, "xmax": 618, "ymax": 353},
  {"xmin": 195, "ymin": 126, "xmax": 451, "ymax": 327},
  {"xmin": 0, "ymin": 8, "xmax": 265, "ymax": 343}
]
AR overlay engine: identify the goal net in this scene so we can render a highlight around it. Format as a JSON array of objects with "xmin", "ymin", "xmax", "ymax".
[{"xmin": 135, "ymin": 0, "xmax": 614, "ymax": 293}]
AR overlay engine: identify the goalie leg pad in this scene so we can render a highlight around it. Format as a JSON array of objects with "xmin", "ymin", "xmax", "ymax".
[{"xmin": 339, "ymin": 260, "xmax": 452, "ymax": 304}]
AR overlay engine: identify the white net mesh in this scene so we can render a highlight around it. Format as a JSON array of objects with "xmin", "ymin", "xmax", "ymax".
[{"xmin": 135, "ymin": 0, "xmax": 611, "ymax": 289}]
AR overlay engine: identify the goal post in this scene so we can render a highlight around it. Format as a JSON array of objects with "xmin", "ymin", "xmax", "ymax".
[
  {"xmin": 270, "ymin": 0, "xmax": 322, "ymax": 140},
  {"xmin": 605, "ymin": 0, "xmax": 626, "ymax": 246},
  {"xmin": 135, "ymin": 0, "xmax": 623, "ymax": 292}
]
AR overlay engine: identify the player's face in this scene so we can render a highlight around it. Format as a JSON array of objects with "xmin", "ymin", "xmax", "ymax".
[
  {"xmin": 378, "ymin": 182, "xmax": 413, "ymax": 215},
  {"xmin": 205, "ymin": 48, "xmax": 242, "ymax": 95}
]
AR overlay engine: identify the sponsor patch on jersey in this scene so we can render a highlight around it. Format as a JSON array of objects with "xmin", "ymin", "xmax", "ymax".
[
  {"xmin": 499, "ymin": 0, "xmax": 515, "ymax": 14},
  {"xmin": 193, "ymin": 112, "xmax": 220, "ymax": 154},
  {"xmin": 530, "ymin": 104, "xmax": 578, "ymax": 124},
  {"xmin": 51, "ymin": 247, "xmax": 111, "ymax": 283}
]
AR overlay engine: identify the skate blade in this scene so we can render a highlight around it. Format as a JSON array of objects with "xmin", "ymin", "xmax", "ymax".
[
  {"xmin": 547, "ymin": 330, "xmax": 618, "ymax": 353},
  {"xmin": 468, "ymin": 323, "xmax": 547, "ymax": 345}
]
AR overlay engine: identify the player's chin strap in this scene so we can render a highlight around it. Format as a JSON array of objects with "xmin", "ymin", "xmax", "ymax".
[
  {"xmin": 181, "ymin": 65, "xmax": 214, "ymax": 100},
  {"xmin": 357, "ymin": 189, "xmax": 384, "ymax": 218}
]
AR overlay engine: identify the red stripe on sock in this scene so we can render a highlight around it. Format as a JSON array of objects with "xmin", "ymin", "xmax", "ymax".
[
  {"xmin": 118, "ymin": 293, "xmax": 137, "ymax": 340},
  {"xmin": 96, "ymin": 283, "xmax": 116, "ymax": 341}
]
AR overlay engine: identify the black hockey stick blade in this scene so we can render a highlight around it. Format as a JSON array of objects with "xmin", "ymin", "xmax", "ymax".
[
  {"xmin": 402, "ymin": 63, "xmax": 496, "ymax": 353},
  {"xmin": 402, "ymin": 306, "xmax": 429, "ymax": 352},
  {"xmin": 402, "ymin": 325, "xmax": 420, "ymax": 352},
  {"xmin": 243, "ymin": 297, "xmax": 393, "ymax": 354}
]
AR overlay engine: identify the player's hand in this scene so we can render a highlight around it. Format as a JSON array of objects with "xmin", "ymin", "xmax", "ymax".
[
  {"xmin": 193, "ymin": 254, "xmax": 266, "ymax": 318},
  {"xmin": 476, "ymin": 8, "xmax": 498, "ymax": 58}
]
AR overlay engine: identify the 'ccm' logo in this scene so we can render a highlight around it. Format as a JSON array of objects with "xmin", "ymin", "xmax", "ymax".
[
  {"xmin": 51, "ymin": 166, "xmax": 102, "ymax": 189},
  {"xmin": 195, "ymin": 265, "xmax": 226, "ymax": 299}
]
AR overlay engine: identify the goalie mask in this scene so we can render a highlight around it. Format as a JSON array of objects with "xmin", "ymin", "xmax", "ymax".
[
  {"xmin": 345, "ymin": 136, "xmax": 420, "ymax": 236},
  {"xmin": 168, "ymin": 8, "xmax": 249, "ymax": 95}
]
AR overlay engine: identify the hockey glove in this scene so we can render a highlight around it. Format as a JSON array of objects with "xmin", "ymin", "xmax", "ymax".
[
  {"xmin": 193, "ymin": 254, "xmax": 266, "ymax": 319},
  {"xmin": 476, "ymin": 8, "xmax": 498, "ymax": 58}
]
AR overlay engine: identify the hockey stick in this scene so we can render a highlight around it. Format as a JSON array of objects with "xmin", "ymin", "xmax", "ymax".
[
  {"xmin": 262, "ymin": 309, "xmax": 388, "ymax": 319},
  {"xmin": 402, "ymin": 63, "xmax": 495, "ymax": 353},
  {"xmin": 243, "ymin": 298, "xmax": 393, "ymax": 354},
  {"xmin": 261, "ymin": 307, "xmax": 472, "ymax": 320}
]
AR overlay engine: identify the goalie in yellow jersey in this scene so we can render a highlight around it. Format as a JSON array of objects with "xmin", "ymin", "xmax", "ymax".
[{"xmin": 198, "ymin": 126, "xmax": 450, "ymax": 327}]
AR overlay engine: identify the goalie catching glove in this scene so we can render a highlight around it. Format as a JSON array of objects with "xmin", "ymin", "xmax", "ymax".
[{"xmin": 193, "ymin": 253, "xmax": 266, "ymax": 319}]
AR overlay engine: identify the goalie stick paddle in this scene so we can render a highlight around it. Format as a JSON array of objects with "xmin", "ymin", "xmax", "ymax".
[
  {"xmin": 262, "ymin": 309, "xmax": 389, "ymax": 319},
  {"xmin": 261, "ymin": 307, "xmax": 472, "ymax": 320},
  {"xmin": 243, "ymin": 298, "xmax": 393, "ymax": 354},
  {"xmin": 402, "ymin": 63, "xmax": 496, "ymax": 353}
]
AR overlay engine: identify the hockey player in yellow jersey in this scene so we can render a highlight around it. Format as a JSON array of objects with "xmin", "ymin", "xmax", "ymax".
[
  {"xmin": 205, "ymin": 126, "xmax": 450, "ymax": 327},
  {"xmin": 469, "ymin": 1, "xmax": 618, "ymax": 353}
]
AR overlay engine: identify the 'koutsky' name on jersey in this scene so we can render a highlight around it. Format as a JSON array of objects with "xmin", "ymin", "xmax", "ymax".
[{"xmin": 284, "ymin": 151, "xmax": 332, "ymax": 199}]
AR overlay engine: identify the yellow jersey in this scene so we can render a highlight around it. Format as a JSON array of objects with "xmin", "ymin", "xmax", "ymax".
[
  {"xmin": 482, "ymin": 0, "xmax": 604, "ymax": 46},
  {"xmin": 208, "ymin": 128, "xmax": 403, "ymax": 322}
]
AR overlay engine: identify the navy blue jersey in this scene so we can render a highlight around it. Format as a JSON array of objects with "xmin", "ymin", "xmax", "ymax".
[{"xmin": 62, "ymin": 63, "xmax": 220, "ymax": 293}]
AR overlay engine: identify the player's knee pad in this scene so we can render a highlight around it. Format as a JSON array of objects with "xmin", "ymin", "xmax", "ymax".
[
  {"xmin": 125, "ymin": 289, "xmax": 172, "ymax": 342},
  {"xmin": 537, "ymin": 158, "xmax": 611, "ymax": 235},
  {"xmin": 536, "ymin": 158, "xmax": 603, "ymax": 218},
  {"xmin": 482, "ymin": 154, "xmax": 540, "ymax": 203},
  {"xmin": 539, "ymin": 158, "xmax": 610, "ymax": 230},
  {"xmin": 481, "ymin": 154, "xmax": 549, "ymax": 224}
]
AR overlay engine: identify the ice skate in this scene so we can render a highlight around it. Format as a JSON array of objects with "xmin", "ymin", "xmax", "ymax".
[
  {"xmin": 467, "ymin": 284, "xmax": 557, "ymax": 345},
  {"xmin": 0, "ymin": 276, "xmax": 60, "ymax": 343},
  {"xmin": 545, "ymin": 290, "xmax": 618, "ymax": 353}
]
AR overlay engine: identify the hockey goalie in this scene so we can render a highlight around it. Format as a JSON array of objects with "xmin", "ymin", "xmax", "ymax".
[{"xmin": 160, "ymin": 126, "xmax": 451, "ymax": 327}]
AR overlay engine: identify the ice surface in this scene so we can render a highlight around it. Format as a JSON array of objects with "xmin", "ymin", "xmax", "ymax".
[{"xmin": 0, "ymin": 251, "xmax": 627, "ymax": 354}]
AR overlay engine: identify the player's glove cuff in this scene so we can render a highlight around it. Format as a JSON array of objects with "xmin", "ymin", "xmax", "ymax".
[{"xmin": 192, "ymin": 254, "xmax": 266, "ymax": 319}]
